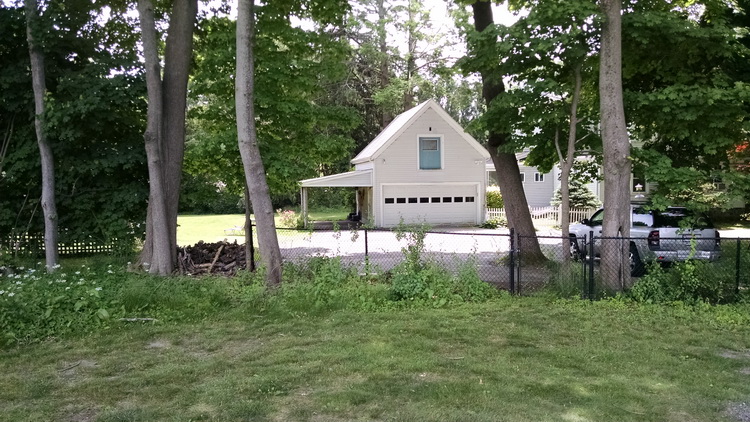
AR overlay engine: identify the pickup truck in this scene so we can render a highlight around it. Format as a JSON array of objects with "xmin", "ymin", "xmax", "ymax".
[{"xmin": 569, "ymin": 205, "xmax": 721, "ymax": 276}]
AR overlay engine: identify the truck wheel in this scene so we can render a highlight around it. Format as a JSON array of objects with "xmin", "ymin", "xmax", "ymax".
[
  {"xmin": 630, "ymin": 242, "xmax": 645, "ymax": 277},
  {"xmin": 569, "ymin": 237, "xmax": 582, "ymax": 261}
]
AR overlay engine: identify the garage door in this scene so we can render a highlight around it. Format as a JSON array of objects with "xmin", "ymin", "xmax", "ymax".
[{"xmin": 382, "ymin": 184, "xmax": 479, "ymax": 227}]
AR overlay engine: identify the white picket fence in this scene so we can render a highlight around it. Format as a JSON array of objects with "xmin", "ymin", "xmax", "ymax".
[{"xmin": 486, "ymin": 206, "xmax": 595, "ymax": 225}]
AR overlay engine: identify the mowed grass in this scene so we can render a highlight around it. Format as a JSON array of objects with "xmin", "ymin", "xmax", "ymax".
[
  {"xmin": 2, "ymin": 298, "xmax": 750, "ymax": 422},
  {"xmin": 177, "ymin": 208, "xmax": 348, "ymax": 246}
]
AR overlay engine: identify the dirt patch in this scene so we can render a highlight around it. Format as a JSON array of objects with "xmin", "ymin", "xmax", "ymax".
[
  {"xmin": 719, "ymin": 350, "xmax": 750, "ymax": 360},
  {"xmin": 726, "ymin": 402, "xmax": 750, "ymax": 422},
  {"xmin": 58, "ymin": 360, "xmax": 98, "ymax": 378},
  {"xmin": 68, "ymin": 408, "xmax": 98, "ymax": 422},
  {"xmin": 146, "ymin": 339, "xmax": 171, "ymax": 349}
]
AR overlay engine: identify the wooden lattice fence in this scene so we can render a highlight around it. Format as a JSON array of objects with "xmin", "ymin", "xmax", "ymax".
[{"xmin": 2, "ymin": 232, "xmax": 120, "ymax": 257}]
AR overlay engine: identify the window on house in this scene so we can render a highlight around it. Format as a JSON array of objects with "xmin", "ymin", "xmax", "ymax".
[
  {"xmin": 632, "ymin": 172, "xmax": 646, "ymax": 193},
  {"xmin": 465, "ymin": 197, "xmax": 475, "ymax": 203},
  {"xmin": 519, "ymin": 172, "xmax": 525, "ymax": 182},
  {"xmin": 419, "ymin": 137, "xmax": 441, "ymax": 170},
  {"xmin": 534, "ymin": 172, "xmax": 544, "ymax": 182}
]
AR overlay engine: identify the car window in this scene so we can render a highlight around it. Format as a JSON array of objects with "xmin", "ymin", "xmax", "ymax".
[
  {"xmin": 654, "ymin": 207, "xmax": 714, "ymax": 228},
  {"xmin": 588, "ymin": 209, "xmax": 604, "ymax": 226},
  {"xmin": 632, "ymin": 207, "xmax": 653, "ymax": 227}
]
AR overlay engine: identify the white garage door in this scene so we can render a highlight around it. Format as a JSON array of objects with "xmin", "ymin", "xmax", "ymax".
[{"xmin": 382, "ymin": 184, "xmax": 479, "ymax": 227}]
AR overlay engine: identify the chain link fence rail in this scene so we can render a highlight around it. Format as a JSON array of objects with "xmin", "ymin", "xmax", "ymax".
[{"xmin": 266, "ymin": 226, "xmax": 750, "ymax": 300}]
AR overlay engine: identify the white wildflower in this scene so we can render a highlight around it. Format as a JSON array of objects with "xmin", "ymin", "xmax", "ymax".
[
  {"xmin": 8, "ymin": 292, "xmax": 14, "ymax": 297},
  {"xmin": 95, "ymin": 287, "xmax": 102, "ymax": 291}
]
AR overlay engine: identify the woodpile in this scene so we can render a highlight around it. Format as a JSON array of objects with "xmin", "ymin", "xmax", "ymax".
[{"xmin": 177, "ymin": 241, "xmax": 249, "ymax": 276}]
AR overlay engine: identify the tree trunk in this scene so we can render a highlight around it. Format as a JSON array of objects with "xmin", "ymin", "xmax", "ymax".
[
  {"xmin": 236, "ymin": 0, "xmax": 283, "ymax": 286},
  {"xmin": 162, "ymin": 0, "xmax": 198, "ymax": 266},
  {"xmin": 599, "ymin": 0, "xmax": 631, "ymax": 288},
  {"xmin": 557, "ymin": 65, "xmax": 583, "ymax": 265},
  {"xmin": 138, "ymin": 0, "xmax": 172, "ymax": 275},
  {"xmin": 243, "ymin": 185, "xmax": 255, "ymax": 272},
  {"xmin": 137, "ymin": 0, "xmax": 197, "ymax": 275},
  {"xmin": 402, "ymin": 0, "xmax": 417, "ymax": 111},
  {"xmin": 25, "ymin": 0, "xmax": 58, "ymax": 272},
  {"xmin": 377, "ymin": 0, "xmax": 392, "ymax": 126},
  {"xmin": 471, "ymin": 1, "xmax": 544, "ymax": 261}
]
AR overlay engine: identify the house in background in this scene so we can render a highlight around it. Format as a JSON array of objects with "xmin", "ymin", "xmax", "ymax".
[
  {"xmin": 300, "ymin": 99, "xmax": 490, "ymax": 227},
  {"xmin": 486, "ymin": 150, "xmax": 605, "ymax": 208}
]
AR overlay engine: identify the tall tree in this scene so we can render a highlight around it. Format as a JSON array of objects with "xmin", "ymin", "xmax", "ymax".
[
  {"xmin": 623, "ymin": 0, "xmax": 750, "ymax": 213},
  {"xmin": 1, "ymin": 3, "xmax": 147, "ymax": 256},
  {"xmin": 24, "ymin": 0, "xmax": 58, "ymax": 271},
  {"xmin": 137, "ymin": 0, "xmax": 197, "ymax": 275},
  {"xmin": 236, "ymin": 0, "xmax": 282, "ymax": 286},
  {"xmin": 466, "ymin": 0, "xmax": 544, "ymax": 260},
  {"xmin": 599, "ymin": 0, "xmax": 631, "ymax": 287}
]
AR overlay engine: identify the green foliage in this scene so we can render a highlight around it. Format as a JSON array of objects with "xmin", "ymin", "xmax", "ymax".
[
  {"xmin": 179, "ymin": 174, "xmax": 243, "ymax": 214},
  {"xmin": 0, "ymin": 5, "xmax": 147, "ymax": 246},
  {"xmin": 480, "ymin": 217, "xmax": 507, "ymax": 229},
  {"xmin": 622, "ymin": 2, "xmax": 750, "ymax": 209},
  {"xmin": 629, "ymin": 255, "xmax": 743, "ymax": 305},
  {"xmin": 550, "ymin": 175, "xmax": 601, "ymax": 208},
  {"xmin": 307, "ymin": 187, "xmax": 355, "ymax": 210},
  {"xmin": 268, "ymin": 257, "xmax": 390, "ymax": 315},
  {"xmin": 187, "ymin": 9, "xmax": 359, "ymax": 203},
  {"xmin": 389, "ymin": 221, "xmax": 496, "ymax": 305},
  {"xmin": 0, "ymin": 260, "xmax": 238, "ymax": 347},
  {"xmin": 486, "ymin": 186, "xmax": 504, "ymax": 208},
  {"xmin": 0, "ymin": 263, "xmax": 125, "ymax": 346}
]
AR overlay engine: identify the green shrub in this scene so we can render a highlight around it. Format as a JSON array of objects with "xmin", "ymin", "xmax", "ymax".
[
  {"xmin": 0, "ymin": 263, "xmax": 126, "ymax": 346},
  {"xmin": 486, "ymin": 187, "xmax": 503, "ymax": 209},
  {"xmin": 270, "ymin": 257, "xmax": 389, "ymax": 314},
  {"xmin": 480, "ymin": 217, "xmax": 507, "ymax": 229},
  {"xmin": 628, "ymin": 258, "xmax": 739, "ymax": 305},
  {"xmin": 388, "ymin": 222, "xmax": 497, "ymax": 306},
  {"xmin": 0, "ymin": 261, "xmax": 240, "ymax": 347}
]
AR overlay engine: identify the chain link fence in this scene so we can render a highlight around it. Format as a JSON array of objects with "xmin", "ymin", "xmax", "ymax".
[{"xmin": 263, "ymin": 226, "xmax": 750, "ymax": 300}]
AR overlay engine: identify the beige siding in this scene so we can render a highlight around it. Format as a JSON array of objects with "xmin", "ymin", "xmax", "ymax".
[{"xmin": 371, "ymin": 108, "xmax": 487, "ymax": 226}]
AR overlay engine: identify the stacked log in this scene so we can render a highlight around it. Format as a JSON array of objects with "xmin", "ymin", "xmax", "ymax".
[{"xmin": 177, "ymin": 241, "xmax": 248, "ymax": 276}]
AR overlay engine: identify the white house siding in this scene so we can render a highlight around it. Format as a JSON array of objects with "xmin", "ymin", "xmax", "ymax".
[{"xmin": 372, "ymin": 108, "xmax": 487, "ymax": 227}]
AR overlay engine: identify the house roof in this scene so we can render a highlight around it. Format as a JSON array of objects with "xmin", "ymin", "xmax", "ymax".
[
  {"xmin": 299, "ymin": 170, "xmax": 373, "ymax": 188},
  {"xmin": 351, "ymin": 99, "xmax": 489, "ymax": 164}
]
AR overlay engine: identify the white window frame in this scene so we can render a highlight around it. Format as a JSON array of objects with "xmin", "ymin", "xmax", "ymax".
[
  {"xmin": 534, "ymin": 172, "xmax": 544, "ymax": 182},
  {"xmin": 416, "ymin": 134, "xmax": 444, "ymax": 171},
  {"xmin": 519, "ymin": 172, "xmax": 525, "ymax": 182}
]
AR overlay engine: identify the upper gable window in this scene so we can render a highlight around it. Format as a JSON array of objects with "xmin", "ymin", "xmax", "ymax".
[{"xmin": 419, "ymin": 137, "xmax": 441, "ymax": 170}]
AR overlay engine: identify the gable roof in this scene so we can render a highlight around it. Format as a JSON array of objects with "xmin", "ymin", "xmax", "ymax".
[{"xmin": 351, "ymin": 99, "xmax": 489, "ymax": 164}]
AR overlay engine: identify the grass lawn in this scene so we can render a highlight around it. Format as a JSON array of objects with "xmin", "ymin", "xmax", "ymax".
[
  {"xmin": 177, "ymin": 208, "xmax": 349, "ymax": 246},
  {"xmin": 2, "ymin": 298, "xmax": 750, "ymax": 421}
]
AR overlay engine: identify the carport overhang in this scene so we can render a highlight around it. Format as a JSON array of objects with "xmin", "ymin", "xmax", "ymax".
[{"xmin": 299, "ymin": 170, "xmax": 373, "ymax": 227}]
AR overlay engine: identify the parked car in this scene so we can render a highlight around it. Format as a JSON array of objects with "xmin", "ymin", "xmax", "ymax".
[{"xmin": 569, "ymin": 205, "xmax": 721, "ymax": 276}]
